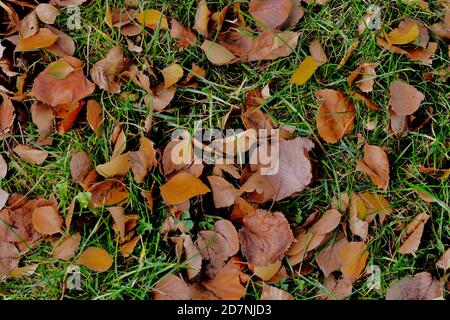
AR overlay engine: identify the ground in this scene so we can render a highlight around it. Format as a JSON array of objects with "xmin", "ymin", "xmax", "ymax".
[{"xmin": 0, "ymin": 0, "xmax": 449, "ymax": 300}]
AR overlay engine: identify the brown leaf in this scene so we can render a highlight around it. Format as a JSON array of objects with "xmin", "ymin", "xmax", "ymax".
[
  {"xmin": 160, "ymin": 172, "xmax": 210, "ymax": 205},
  {"xmin": 16, "ymin": 28, "xmax": 58, "ymax": 51},
  {"xmin": 348, "ymin": 63, "xmax": 377, "ymax": 93},
  {"xmin": 90, "ymin": 45, "xmax": 129, "ymax": 94},
  {"xmin": 436, "ymin": 248, "xmax": 450, "ymax": 271},
  {"xmin": 0, "ymin": 189, "xmax": 9, "ymax": 210},
  {"xmin": 202, "ymin": 260, "xmax": 246, "ymax": 300},
  {"xmin": 146, "ymin": 85, "xmax": 177, "ymax": 112},
  {"xmin": 13, "ymin": 144, "xmax": 48, "ymax": 165},
  {"xmin": 76, "ymin": 247, "xmax": 113, "ymax": 272},
  {"xmin": 316, "ymin": 236, "xmax": 349, "ymax": 277},
  {"xmin": 338, "ymin": 241, "xmax": 369, "ymax": 283},
  {"xmin": 0, "ymin": 154, "xmax": 7, "ymax": 181},
  {"xmin": 162, "ymin": 63, "xmax": 183, "ymax": 88},
  {"xmin": 46, "ymin": 25, "xmax": 76, "ymax": 57},
  {"xmin": 200, "ymin": 40, "xmax": 237, "ymax": 65},
  {"xmin": 389, "ymin": 80, "xmax": 425, "ymax": 116},
  {"xmin": 50, "ymin": 0, "xmax": 88, "ymax": 6},
  {"xmin": 356, "ymin": 144, "xmax": 390, "ymax": 190},
  {"xmin": 280, "ymin": 0, "xmax": 304, "ymax": 30},
  {"xmin": 249, "ymin": 0, "xmax": 293, "ymax": 29},
  {"xmin": 109, "ymin": 206, "xmax": 125, "ymax": 242},
  {"xmin": 317, "ymin": 274, "xmax": 352, "ymax": 300},
  {"xmin": 0, "ymin": 93, "xmax": 15, "ymax": 137},
  {"xmin": 53, "ymin": 233, "xmax": 81, "ymax": 260},
  {"xmin": 386, "ymin": 272, "xmax": 443, "ymax": 300},
  {"xmin": 0, "ymin": 241, "xmax": 19, "ymax": 276},
  {"xmin": 399, "ymin": 212, "xmax": 430, "ymax": 255},
  {"xmin": 248, "ymin": 31, "xmax": 299, "ymax": 61},
  {"xmin": 86, "ymin": 100, "xmax": 103, "ymax": 137},
  {"xmin": 309, "ymin": 39, "xmax": 328, "ymax": 65},
  {"xmin": 70, "ymin": 151, "xmax": 92, "ymax": 184},
  {"xmin": 130, "ymin": 136, "xmax": 157, "ymax": 183},
  {"xmin": 19, "ymin": 11, "xmax": 39, "ymax": 39},
  {"xmin": 96, "ymin": 153, "xmax": 131, "ymax": 178},
  {"xmin": 180, "ymin": 234, "xmax": 202, "ymax": 280},
  {"xmin": 88, "ymin": 179, "xmax": 129, "ymax": 208},
  {"xmin": 316, "ymin": 90, "xmax": 356, "ymax": 144},
  {"xmin": 35, "ymin": 4, "xmax": 59, "ymax": 24},
  {"xmin": 193, "ymin": 0, "xmax": 210, "ymax": 36},
  {"xmin": 30, "ymin": 102, "xmax": 54, "ymax": 146},
  {"xmin": 170, "ymin": 19, "xmax": 197, "ymax": 47},
  {"xmin": 153, "ymin": 274, "xmax": 192, "ymax": 300},
  {"xmin": 32, "ymin": 205, "xmax": 63, "ymax": 235},
  {"xmin": 348, "ymin": 192, "xmax": 369, "ymax": 241},
  {"xmin": 207, "ymin": 176, "xmax": 241, "ymax": 208},
  {"xmin": 120, "ymin": 235, "xmax": 140, "ymax": 257},
  {"xmin": 239, "ymin": 210, "xmax": 293, "ymax": 266},
  {"xmin": 260, "ymin": 284, "xmax": 293, "ymax": 300},
  {"xmin": 31, "ymin": 57, "xmax": 95, "ymax": 107}
]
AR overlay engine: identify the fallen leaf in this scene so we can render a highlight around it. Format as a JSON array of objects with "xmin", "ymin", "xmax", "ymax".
[
  {"xmin": 90, "ymin": 45, "xmax": 129, "ymax": 94},
  {"xmin": 146, "ymin": 85, "xmax": 177, "ymax": 111},
  {"xmin": 247, "ymin": 31, "xmax": 299, "ymax": 61},
  {"xmin": 46, "ymin": 26, "xmax": 76, "ymax": 57},
  {"xmin": 30, "ymin": 102, "xmax": 54, "ymax": 146},
  {"xmin": 31, "ymin": 57, "xmax": 95, "ymax": 107},
  {"xmin": 385, "ymin": 21, "xmax": 419, "ymax": 45},
  {"xmin": 356, "ymin": 144, "xmax": 390, "ymax": 190},
  {"xmin": 348, "ymin": 63, "xmax": 377, "ymax": 93},
  {"xmin": 249, "ymin": 0, "xmax": 293, "ymax": 29},
  {"xmin": 0, "ymin": 93, "xmax": 15, "ymax": 137},
  {"xmin": 160, "ymin": 172, "xmax": 210, "ymax": 205},
  {"xmin": 109, "ymin": 207, "xmax": 125, "ymax": 242},
  {"xmin": 16, "ymin": 28, "xmax": 58, "ymax": 51},
  {"xmin": 316, "ymin": 89, "xmax": 356, "ymax": 144},
  {"xmin": 137, "ymin": 9, "xmax": 168, "ymax": 30},
  {"xmin": 386, "ymin": 272, "xmax": 443, "ymax": 300},
  {"xmin": 76, "ymin": 247, "xmax": 113, "ymax": 272},
  {"xmin": 336, "ymin": 39, "xmax": 359, "ymax": 70},
  {"xmin": 88, "ymin": 179, "xmax": 129, "ymax": 208},
  {"xmin": 317, "ymin": 274, "xmax": 352, "ymax": 300},
  {"xmin": 260, "ymin": 283, "xmax": 293, "ymax": 300},
  {"xmin": 201, "ymin": 40, "xmax": 237, "ymax": 65},
  {"xmin": 290, "ymin": 56, "xmax": 319, "ymax": 85},
  {"xmin": 154, "ymin": 274, "xmax": 192, "ymax": 300},
  {"xmin": 162, "ymin": 63, "xmax": 183, "ymax": 88},
  {"xmin": 129, "ymin": 136, "xmax": 157, "ymax": 183},
  {"xmin": 35, "ymin": 4, "xmax": 59, "ymax": 24},
  {"xmin": 389, "ymin": 80, "xmax": 425, "ymax": 116},
  {"xmin": 0, "ymin": 241, "xmax": 19, "ymax": 276},
  {"xmin": 170, "ymin": 19, "xmax": 197, "ymax": 47},
  {"xmin": 86, "ymin": 100, "xmax": 103, "ymax": 137},
  {"xmin": 239, "ymin": 210, "xmax": 293, "ymax": 266},
  {"xmin": 70, "ymin": 151, "xmax": 92, "ymax": 184},
  {"xmin": 9, "ymin": 264, "xmax": 39, "ymax": 278},
  {"xmin": 53, "ymin": 233, "xmax": 81, "ymax": 260},
  {"xmin": 193, "ymin": 0, "xmax": 210, "ymax": 36},
  {"xmin": 0, "ymin": 189, "xmax": 9, "ymax": 210},
  {"xmin": 202, "ymin": 261, "xmax": 246, "ymax": 300},
  {"xmin": 13, "ymin": 144, "xmax": 48, "ymax": 165},
  {"xmin": 436, "ymin": 248, "xmax": 450, "ymax": 271},
  {"xmin": 207, "ymin": 176, "xmax": 241, "ymax": 208},
  {"xmin": 316, "ymin": 236, "xmax": 349, "ymax": 277},
  {"xmin": 309, "ymin": 40, "xmax": 328, "ymax": 65},
  {"xmin": 32, "ymin": 205, "xmax": 63, "ymax": 235},
  {"xmin": 180, "ymin": 234, "xmax": 202, "ymax": 280},
  {"xmin": 120, "ymin": 235, "xmax": 140, "ymax": 257},
  {"xmin": 338, "ymin": 241, "xmax": 369, "ymax": 283},
  {"xmin": 96, "ymin": 153, "xmax": 131, "ymax": 178},
  {"xmin": 0, "ymin": 155, "xmax": 7, "ymax": 181},
  {"xmin": 253, "ymin": 260, "xmax": 282, "ymax": 281},
  {"xmin": 399, "ymin": 212, "xmax": 430, "ymax": 255}
]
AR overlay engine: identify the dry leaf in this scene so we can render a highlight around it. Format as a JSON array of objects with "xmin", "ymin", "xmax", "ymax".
[
  {"xmin": 31, "ymin": 57, "xmax": 95, "ymax": 107},
  {"xmin": 96, "ymin": 153, "xmax": 131, "ymax": 178},
  {"xmin": 35, "ymin": 4, "xmax": 59, "ymax": 24},
  {"xmin": 160, "ymin": 172, "xmax": 210, "ymax": 205},
  {"xmin": 16, "ymin": 28, "xmax": 58, "ymax": 51},
  {"xmin": 53, "ymin": 233, "xmax": 81, "ymax": 260},
  {"xmin": 90, "ymin": 45, "xmax": 129, "ymax": 94},
  {"xmin": 207, "ymin": 176, "xmax": 241, "ymax": 208},
  {"xmin": 339, "ymin": 241, "xmax": 369, "ymax": 283},
  {"xmin": 129, "ymin": 136, "xmax": 157, "ymax": 183},
  {"xmin": 193, "ymin": 0, "xmax": 210, "ymax": 36},
  {"xmin": 0, "ymin": 155, "xmax": 7, "ymax": 181},
  {"xmin": 249, "ymin": 0, "xmax": 293, "ymax": 29},
  {"xmin": 180, "ymin": 234, "xmax": 202, "ymax": 280},
  {"xmin": 88, "ymin": 179, "xmax": 129, "ymax": 208},
  {"xmin": 253, "ymin": 260, "xmax": 281, "ymax": 281},
  {"xmin": 86, "ymin": 100, "xmax": 103, "ymax": 137},
  {"xmin": 120, "ymin": 235, "xmax": 140, "ymax": 257},
  {"xmin": 399, "ymin": 212, "xmax": 430, "ymax": 255},
  {"xmin": 201, "ymin": 40, "xmax": 237, "ymax": 65},
  {"xmin": 0, "ymin": 93, "xmax": 15, "ymax": 137},
  {"xmin": 70, "ymin": 151, "xmax": 92, "ymax": 184},
  {"xmin": 317, "ymin": 275, "xmax": 352, "ymax": 300},
  {"xmin": 385, "ymin": 21, "xmax": 419, "ymax": 45},
  {"xmin": 316, "ymin": 236, "xmax": 349, "ymax": 277},
  {"xmin": 109, "ymin": 207, "xmax": 125, "ymax": 242},
  {"xmin": 0, "ymin": 189, "xmax": 9, "ymax": 210},
  {"xmin": 202, "ymin": 261, "xmax": 246, "ymax": 300},
  {"xmin": 76, "ymin": 247, "xmax": 113, "ymax": 272},
  {"xmin": 316, "ymin": 90, "xmax": 356, "ymax": 144},
  {"xmin": 260, "ymin": 283, "xmax": 293, "ymax": 300},
  {"xmin": 239, "ymin": 210, "xmax": 293, "ymax": 266},
  {"xmin": 386, "ymin": 272, "xmax": 443, "ymax": 300},
  {"xmin": 0, "ymin": 241, "xmax": 19, "ymax": 276},
  {"xmin": 356, "ymin": 144, "xmax": 390, "ymax": 190},
  {"xmin": 389, "ymin": 80, "xmax": 425, "ymax": 116},
  {"xmin": 436, "ymin": 248, "xmax": 450, "ymax": 271},
  {"xmin": 13, "ymin": 144, "xmax": 48, "ymax": 165},
  {"xmin": 46, "ymin": 26, "xmax": 76, "ymax": 57},
  {"xmin": 309, "ymin": 40, "xmax": 328, "ymax": 65},
  {"xmin": 162, "ymin": 64, "xmax": 183, "ymax": 88},
  {"xmin": 19, "ymin": 11, "xmax": 38, "ymax": 39},
  {"xmin": 348, "ymin": 63, "xmax": 377, "ymax": 93},
  {"xmin": 170, "ymin": 19, "xmax": 197, "ymax": 47},
  {"xmin": 154, "ymin": 274, "xmax": 191, "ymax": 300},
  {"xmin": 30, "ymin": 102, "xmax": 54, "ymax": 146},
  {"xmin": 32, "ymin": 205, "xmax": 63, "ymax": 235}
]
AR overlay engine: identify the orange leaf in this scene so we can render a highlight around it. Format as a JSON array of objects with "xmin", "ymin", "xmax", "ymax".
[
  {"xmin": 32, "ymin": 205, "xmax": 63, "ymax": 235},
  {"xmin": 160, "ymin": 172, "xmax": 210, "ymax": 205},
  {"xmin": 76, "ymin": 247, "xmax": 113, "ymax": 272},
  {"xmin": 16, "ymin": 28, "xmax": 58, "ymax": 51}
]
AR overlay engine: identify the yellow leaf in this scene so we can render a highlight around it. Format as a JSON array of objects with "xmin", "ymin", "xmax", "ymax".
[
  {"xmin": 137, "ymin": 9, "xmax": 168, "ymax": 30},
  {"xmin": 253, "ymin": 260, "xmax": 281, "ymax": 281},
  {"xmin": 96, "ymin": 153, "xmax": 131, "ymax": 178},
  {"xmin": 385, "ymin": 24, "xmax": 419, "ymax": 45},
  {"xmin": 76, "ymin": 247, "xmax": 113, "ymax": 272},
  {"xmin": 290, "ymin": 56, "xmax": 319, "ymax": 85},
  {"xmin": 162, "ymin": 64, "xmax": 184, "ymax": 88},
  {"xmin": 160, "ymin": 172, "xmax": 210, "ymax": 205},
  {"xmin": 16, "ymin": 28, "xmax": 58, "ymax": 51}
]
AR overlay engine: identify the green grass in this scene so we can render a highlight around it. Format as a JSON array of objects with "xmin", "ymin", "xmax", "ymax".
[{"xmin": 0, "ymin": 0, "xmax": 449, "ymax": 300}]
